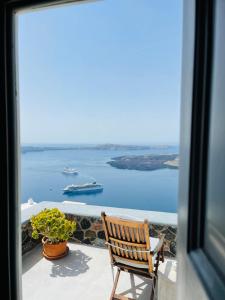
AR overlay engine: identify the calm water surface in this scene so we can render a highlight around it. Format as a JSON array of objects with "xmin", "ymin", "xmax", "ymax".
[{"xmin": 21, "ymin": 147, "xmax": 179, "ymax": 212}]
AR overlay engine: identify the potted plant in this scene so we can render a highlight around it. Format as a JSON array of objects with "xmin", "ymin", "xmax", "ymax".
[{"xmin": 30, "ymin": 208, "xmax": 76, "ymax": 260}]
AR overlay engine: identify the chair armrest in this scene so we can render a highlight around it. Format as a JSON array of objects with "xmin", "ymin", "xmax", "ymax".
[{"xmin": 152, "ymin": 234, "xmax": 165, "ymax": 255}]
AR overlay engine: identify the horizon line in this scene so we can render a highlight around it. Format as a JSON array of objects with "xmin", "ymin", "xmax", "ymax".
[{"xmin": 21, "ymin": 142, "xmax": 179, "ymax": 146}]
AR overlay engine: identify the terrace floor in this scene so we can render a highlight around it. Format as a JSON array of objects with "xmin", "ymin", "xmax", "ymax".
[{"xmin": 22, "ymin": 242, "xmax": 177, "ymax": 300}]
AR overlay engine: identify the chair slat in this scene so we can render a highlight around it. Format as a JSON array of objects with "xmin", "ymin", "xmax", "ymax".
[
  {"xmin": 137, "ymin": 246, "xmax": 142, "ymax": 261},
  {"xmin": 111, "ymin": 223, "xmax": 117, "ymax": 238},
  {"xmin": 115, "ymin": 241, "xmax": 120, "ymax": 256},
  {"xmin": 124, "ymin": 244, "xmax": 129, "ymax": 258},
  {"xmin": 116, "ymin": 224, "xmax": 121, "ymax": 239},
  {"xmin": 130, "ymin": 228, "xmax": 135, "ymax": 242},
  {"xmin": 109, "ymin": 237, "xmax": 147, "ymax": 247},
  {"xmin": 124, "ymin": 226, "xmax": 131, "ymax": 241},
  {"xmin": 142, "ymin": 248, "xmax": 147, "ymax": 261},
  {"xmin": 139, "ymin": 228, "xmax": 145, "ymax": 243},
  {"xmin": 107, "ymin": 221, "xmax": 113, "ymax": 236},
  {"xmin": 133, "ymin": 246, "xmax": 138, "ymax": 260},
  {"xmin": 135, "ymin": 228, "xmax": 140, "ymax": 243},
  {"xmin": 111, "ymin": 241, "xmax": 117, "ymax": 255},
  {"xmin": 118, "ymin": 241, "xmax": 125, "ymax": 257},
  {"xmin": 128, "ymin": 245, "xmax": 133, "ymax": 259},
  {"xmin": 120, "ymin": 225, "xmax": 126, "ymax": 240}
]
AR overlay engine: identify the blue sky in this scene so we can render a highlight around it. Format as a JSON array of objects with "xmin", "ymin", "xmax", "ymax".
[{"xmin": 18, "ymin": 0, "xmax": 182, "ymax": 145}]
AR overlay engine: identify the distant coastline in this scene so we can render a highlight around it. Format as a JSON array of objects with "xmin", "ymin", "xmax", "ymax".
[
  {"xmin": 107, "ymin": 154, "xmax": 179, "ymax": 171},
  {"xmin": 21, "ymin": 144, "xmax": 172, "ymax": 154}
]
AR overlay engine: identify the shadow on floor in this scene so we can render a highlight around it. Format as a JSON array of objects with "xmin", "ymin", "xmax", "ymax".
[
  {"xmin": 22, "ymin": 245, "xmax": 43, "ymax": 275},
  {"xmin": 119, "ymin": 274, "xmax": 155, "ymax": 300},
  {"xmin": 50, "ymin": 249, "xmax": 92, "ymax": 278}
]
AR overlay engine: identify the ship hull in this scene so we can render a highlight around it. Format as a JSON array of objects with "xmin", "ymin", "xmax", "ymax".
[
  {"xmin": 63, "ymin": 187, "xmax": 103, "ymax": 194},
  {"xmin": 62, "ymin": 171, "xmax": 78, "ymax": 175}
]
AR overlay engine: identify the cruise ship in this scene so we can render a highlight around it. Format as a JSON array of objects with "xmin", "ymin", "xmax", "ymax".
[
  {"xmin": 63, "ymin": 182, "xmax": 103, "ymax": 194},
  {"xmin": 62, "ymin": 167, "xmax": 78, "ymax": 175}
]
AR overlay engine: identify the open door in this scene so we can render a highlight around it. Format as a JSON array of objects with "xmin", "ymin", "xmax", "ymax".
[
  {"xmin": 178, "ymin": 0, "xmax": 225, "ymax": 299},
  {"xmin": 1, "ymin": 0, "xmax": 225, "ymax": 299}
]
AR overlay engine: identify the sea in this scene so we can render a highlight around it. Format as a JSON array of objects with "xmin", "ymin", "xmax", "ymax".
[{"xmin": 21, "ymin": 145, "xmax": 179, "ymax": 213}]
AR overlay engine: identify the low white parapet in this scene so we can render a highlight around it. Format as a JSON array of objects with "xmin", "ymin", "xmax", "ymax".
[
  {"xmin": 21, "ymin": 201, "xmax": 177, "ymax": 226},
  {"xmin": 21, "ymin": 198, "xmax": 37, "ymax": 211}
]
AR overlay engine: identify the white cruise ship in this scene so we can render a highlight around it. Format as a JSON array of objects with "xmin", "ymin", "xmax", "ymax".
[
  {"xmin": 62, "ymin": 167, "xmax": 78, "ymax": 175},
  {"xmin": 63, "ymin": 182, "xmax": 103, "ymax": 194}
]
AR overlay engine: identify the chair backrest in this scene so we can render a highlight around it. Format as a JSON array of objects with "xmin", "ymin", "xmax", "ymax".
[{"xmin": 101, "ymin": 212, "xmax": 153, "ymax": 273}]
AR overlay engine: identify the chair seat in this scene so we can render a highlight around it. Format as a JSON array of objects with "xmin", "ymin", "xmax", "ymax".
[
  {"xmin": 150, "ymin": 237, "xmax": 160, "ymax": 251},
  {"xmin": 114, "ymin": 237, "xmax": 160, "ymax": 269}
]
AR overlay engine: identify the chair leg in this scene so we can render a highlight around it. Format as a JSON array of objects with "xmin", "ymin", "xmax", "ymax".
[
  {"xmin": 154, "ymin": 253, "xmax": 160, "ymax": 277},
  {"xmin": 160, "ymin": 245, "xmax": 164, "ymax": 263},
  {"xmin": 150, "ymin": 276, "xmax": 157, "ymax": 300},
  {"xmin": 110, "ymin": 268, "xmax": 121, "ymax": 300}
]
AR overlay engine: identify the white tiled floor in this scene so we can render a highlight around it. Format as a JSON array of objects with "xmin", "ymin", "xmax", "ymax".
[{"xmin": 22, "ymin": 242, "xmax": 176, "ymax": 300}]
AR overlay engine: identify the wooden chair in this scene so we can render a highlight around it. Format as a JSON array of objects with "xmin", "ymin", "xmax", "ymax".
[{"xmin": 101, "ymin": 212, "xmax": 165, "ymax": 300}]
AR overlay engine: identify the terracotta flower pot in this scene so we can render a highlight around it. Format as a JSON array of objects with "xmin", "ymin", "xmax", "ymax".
[{"xmin": 42, "ymin": 237, "xmax": 69, "ymax": 260}]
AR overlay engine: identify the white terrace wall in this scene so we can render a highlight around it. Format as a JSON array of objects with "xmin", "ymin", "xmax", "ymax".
[{"xmin": 22, "ymin": 201, "xmax": 177, "ymax": 257}]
